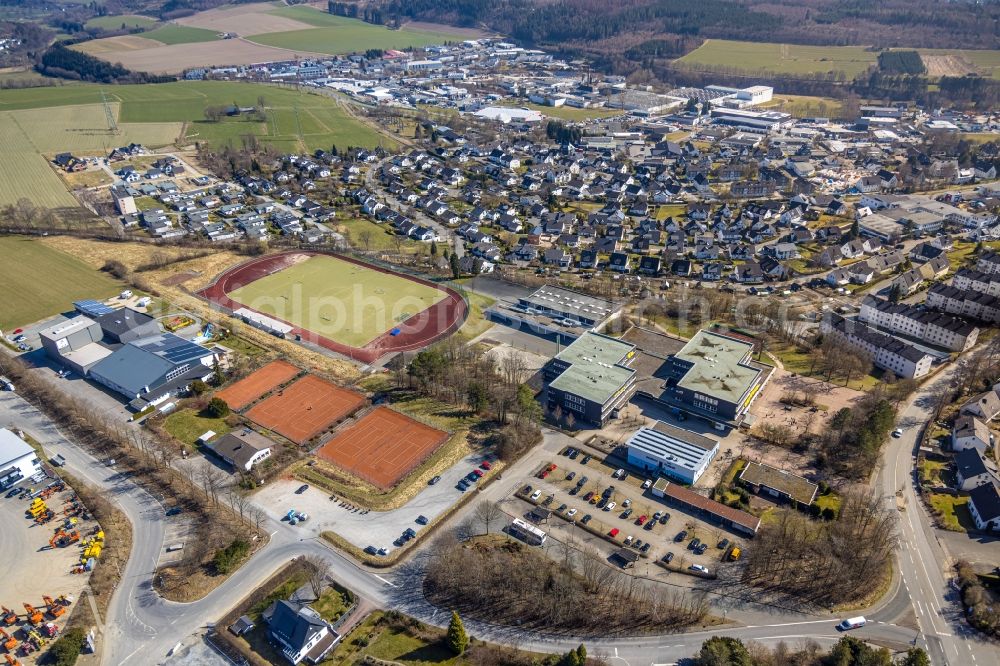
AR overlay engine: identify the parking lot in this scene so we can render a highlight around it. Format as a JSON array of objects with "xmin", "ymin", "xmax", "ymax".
[
  {"xmin": 512, "ymin": 445, "xmax": 745, "ymax": 576},
  {"xmin": 252, "ymin": 448, "xmax": 495, "ymax": 555}
]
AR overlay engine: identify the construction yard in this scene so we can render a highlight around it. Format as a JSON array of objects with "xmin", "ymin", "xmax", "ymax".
[{"xmin": 0, "ymin": 472, "xmax": 101, "ymax": 664}]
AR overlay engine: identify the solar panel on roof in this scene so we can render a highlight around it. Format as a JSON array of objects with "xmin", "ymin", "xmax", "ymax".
[{"xmin": 74, "ymin": 300, "xmax": 117, "ymax": 317}]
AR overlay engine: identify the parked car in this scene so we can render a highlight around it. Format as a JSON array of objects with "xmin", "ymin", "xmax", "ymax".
[
  {"xmin": 542, "ymin": 494, "xmax": 554, "ymax": 507},
  {"xmin": 640, "ymin": 543, "xmax": 651, "ymax": 553},
  {"xmin": 624, "ymin": 535, "xmax": 634, "ymax": 546},
  {"xmin": 581, "ymin": 514, "xmax": 592, "ymax": 525},
  {"xmin": 416, "ymin": 515, "xmax": 429, "ymax": 525},
  {"xmin": 5, "ymin": 488, "xmax": 21, "ymax": 498},
  {"xmin": 891, "ymin": 428, "xmax": 903, "ymax": 438},
  {"xmin": 609, "ymin": 528, "xmax": 619, "ymax": 537},
  {"xmin": 603, "ymin": 501, "xmax": 616, "ymax": 512},
  {"xmin": 568, "ymin": 486, "xmax": 580, "ymax": 496},
  {"xmin": 296, "ymin": 484, "xmax": 309, "ymax": 494},
  {"xmin": 480, "ymin": 461, "xmax": 492, "ymax": 470},
  {"xmin": 364, "ymin": 546, "xmax": 378, "ymax": 555},
  {"xmin": 644, "ymin": 520, "xmax": 655, "ymax": 531},
  {"xmin": 633, "ymin": 539, "xmax": 643, "ymax": 550},
  {"xmin": 530, "ymin": 489, "xmax": 542, "ymax": 501},
  {"xmin": 663, "ymin": 552, "xmax": 674, "ymax": 563},
  {"xmin": 695, "ymin": 543, "xmax": 707, "ymax": 555},
  {"xmin": 689, "ymin": 564, "xmax": 709, "ymax": 574},
  {"xmin": 557, "ymin": 503, "xmax": 567, "ymax": 512},
  {"xmin": 584, "ymin": 491, "xmax": 596, "ymax": 502},
  {"xmin": 675, "ymin": 530, "xmax": 688, "ymax": 542},
  {"xmin": 564, "ymin": 447, "xmax": 576, "ymax": 457},
  {"xmin": 429, "ymin": 475, "xmax": 441, "ymax": 485},
  {"xmin": 659, "ymin": 513, "xmax": 670, "ymax": 525},
  {"xmin": 576, "ymin": 476, "xmax": 588, "ymax": 487},
  {"xmin": 472, "ymin": 469, "xmax": 484, "ymax": 478},
  {"xmin": 613, "ymin": 468, "xmax": 625, "ymax": 478},
  {"xmin": 688, "ymin": 538, "xmax": 701, "ymax": 550},
  {"xmin": 581, "ymin": 455, "xmax": 592, "ymax": 465},
  {"xmin": 717, "ymin": 538, "xmax": 730, "ymax": 550},
  {"xmin": 522, "ymin": 484, "xmax": 533, "ymax": 495},
  {"xmin": 642, "ymin": 479, "xmax": 653, "ymax": 489},
  {"xmin": 603, "ymin": 486, "xmax": 615, "ymax": 499},
  {"xmin": 621, "ymin": 508, "xmax": 633, "ymax": 519},
  {"xmin": 637, "ymin": 515, "xmax": 648, "ymax": 526},
  {"xmin": 566, "ymin": 471, "xmax": 576, "ymax": 481},
  {"xmin": 403, "ymin": 528, "xmax": 416, "ymax": 539},
  {"xmin": 567, "ymin": 508, "xmax": 578, "ymax": 518},
  {"xmin": 622, "ymin": 498, "xmax": 632, "ymax": 508}
]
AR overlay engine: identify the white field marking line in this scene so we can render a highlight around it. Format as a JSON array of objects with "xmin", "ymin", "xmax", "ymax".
[{"xmin": 373, "ymin": 574, "xmax": 396, "ymax": 587}]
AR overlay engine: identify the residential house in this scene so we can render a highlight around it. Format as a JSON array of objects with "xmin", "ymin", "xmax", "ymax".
[
  {"xmin": 952, "ymin": 415, "xmax": 992, "ymax": 453},
  {"xmin": 955, "ymin": 448, "xmax": 994, "ymax": 491},
  {"xmin": 968, "ymin": 483, "xmax": 1000, "ymax": 531},
  {"xmin": 265, "ymin": 600, "xmax": 339, "ymax": 665}
]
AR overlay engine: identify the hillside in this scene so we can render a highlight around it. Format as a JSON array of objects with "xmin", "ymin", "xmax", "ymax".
[{"xmin": 356, "ymin": 0, "xmax": 1000, "ymax": 58}]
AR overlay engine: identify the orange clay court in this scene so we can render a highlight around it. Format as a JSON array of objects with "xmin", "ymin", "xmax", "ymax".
[
  {"xmin": 215, "ymin": 360, "xmax": 300, "ymax": 410},
  {"xmin": 246, "ymin": 374, "xmax": 365, "ymax": 444},
  {"xmin": 316, "ymin": 407, "xmax": 449, "ymax": 490}
]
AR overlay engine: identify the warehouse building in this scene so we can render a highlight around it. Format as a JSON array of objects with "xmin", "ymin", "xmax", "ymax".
[
  {"xmin": 543, "ymin": 332, "xmax": 637, "ymax": 427},
  {"xmin": 89, "ymin": 333, "xmax": 219, "ymax": 409},
  {"xmin": 39, "ymin": 316, "xmax": 112, "ymax": 375},
  {"xmin": 95, "ymin": 308, "xmax": 161, "ymax": 345},
  {"xmin": 652, "ymin": 478, "xmax": 760, "ymax": 535},
  {"xmin": 625, "ymin": 422, "xmax": 719, "ymax": 485},
  {"xmin": 0, "ymin": 428, "xmax": 41, "ymax": 490}
]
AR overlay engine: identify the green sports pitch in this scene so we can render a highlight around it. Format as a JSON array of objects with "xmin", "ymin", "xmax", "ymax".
[{"xmin": 226, "ymin": 255, "xmax": 447, "ymax": 348}]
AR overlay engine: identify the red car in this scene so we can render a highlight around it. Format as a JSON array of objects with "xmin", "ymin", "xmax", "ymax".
[
  {"xmin": 538, "ymin": 470, "xmax": 549, "ymax": 479},
  {"xmin": 609, "ymin": 528, "xmax": 620, "ymax": 538},
  {"xmin": 637, "ymin": 515, "xmax": 648, "ymax": 526},
  {"xmin": 472, "ymin": 469, "xmax": 484, "ymax": 478},
  {"xmin": 547, "ymin": 463, "xmax": 557, "ymax": 472},
  {"xmin": 480, "ymin": 461, "xmax": 492, "ymax": 470}
]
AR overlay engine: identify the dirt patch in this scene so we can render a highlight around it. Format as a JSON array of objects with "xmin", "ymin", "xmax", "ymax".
[
  {"xmin": 73, "ymin": 38, "xmax": 330, "ymax": 74},
  {"xmin": 921, "ymin": 54, "xmax": 979, "ymax": 77},
  {"xmin": 74, "ymin": 35, "xmax": 164, "ymax": 54},
  {"xmin": 160, "ymin": 271, "xmax": 199, "ymax": 286},
  {"xmin": 176, "ymin": 3, "xmax": 315, "ymax": 36},
  {"xmin": 215, "ymin": 359, "xmax": 301, "ymax": 411},
  {"xmin": 246, "ymin": 374, "xmax": 366, "ymax": 444},
  {"xmin": 315, "ymin": 406, "xmax": 448, "ymax": 490}
]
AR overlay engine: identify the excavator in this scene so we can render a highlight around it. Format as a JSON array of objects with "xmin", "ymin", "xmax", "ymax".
[
  {"xmin": 0, "ymin": 608, "xmax": 15, "ymax": 626},
  {"xmin": 0, "ymin": 627, "xmax": 17, "ymax": 652},
  {"xmin": 48, "ymin": 530, "xmax": 79, "ymax": 549},
  {"xmin": 21, "ymin": 605, "xmax": 41, "ymax": 627},
  {"xmin": 41, "ymin": 597, "xmax": 63, "ymax": 620}
]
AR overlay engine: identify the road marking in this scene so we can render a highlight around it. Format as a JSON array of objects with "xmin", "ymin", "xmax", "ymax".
[
  {"xmin": 373, "ymin": 574, "xmax": 396, "ymax": 587},
  {"xmin": 760, "ymin": 619, "xmax": 834, "ymax": 628}
]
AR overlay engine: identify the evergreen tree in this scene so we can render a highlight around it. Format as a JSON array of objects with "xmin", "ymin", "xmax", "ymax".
[
  {"xmin": 446, "ymin": 611, "xmax": 468, "ymax": 655},
  {"xmin": 897, "ymin": 648, "xmax": 931, "ymax": 666},
  {"xmin": 850, "ymin": 218, "xmax": 860, "ymax": 239},
  {"xmin": 696, "ymin": 637, "xmax": 752, "ymax": 666},
  {"xmin": 450, "ymin": 252, "xmax": 461, "ymax": 279},
  {"xmin": 431, "ymin": 240, "xmax": 438, "ymax": 256}
]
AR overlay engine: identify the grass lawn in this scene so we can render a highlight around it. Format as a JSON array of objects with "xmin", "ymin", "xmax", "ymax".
[
  {"xmin": 338, "ymin": 217, "xmax": 402, "ymax": 252},
  {"xmin": 226, "ymin": 255, "xmax": 447, "ymax": 348},
  {"xmin": 85, "ymin": 14, "xmax": 157, "ymax": 30},
  {"xmin": 325, "ymin": 611, "xmax": 460, "ymax": 666},
  {"xmin": 0, "ymin": 237, "xmax": 122, "ymax": 329},
  {"xmin": 144, "ymin": 24, "xmax": 219, "ymax": 45},
  {"xmin": 498, "ymin": 100, "xmax": 624, "ymax": 121},
  {"xmin": 215, "ymin": 333, "xmax": 266, "ymax": 358},
  {"xmin": 814, "ymin": 492, "xmax": 842, "ymax": 515},
  {"xmin": 947, "ymin": 241, "xmax": 979, "ymax": 271},
  {"xmin": 0, "ymin": 81, "xmax": 394, "ymax": 153},
  {"xmin": 313, "ymin": 586, "xmax": 353, "ymax": 622},
  {"xmin": 761, "ymin": 94, "xmax": 844, "ymax": 119},
  {"xmin": 452, "ymin": 290, "xmax": 495, "ymax": 342},
  {"xmin": 678, "ymin": 39, "xmax": 877, "ymax": 78},
  {"xmin": 927, "ymin": 493, "xmax": 977, "ymax": 532},
  {"xmin": 249, "ymin": 7, "xmax": 456, "ymax": 55},
  {"xmin": 163, "ymin": 407, "xmax": 233, "ymax": 446},
  {"xmin": 767, "ymin": 340, "xmax": 880, "ymax": 391},
  {"xmin": 656, "ymin": 204, "xmax": 687, "ymax": 220},
  {"xmin": 919, "ymin": 459, "xmax": 949, "ymax": 486}
]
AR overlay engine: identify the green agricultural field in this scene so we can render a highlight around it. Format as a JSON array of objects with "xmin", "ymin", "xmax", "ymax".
[
  {"xmin": 678, "ymin": 39, "xmax": 877, "ymax": 78},
  {"xmin": 0, "ymin": 102, "xmax": 182, "ymax": 208},
  {"xmin": 226, "ymin": 255, "xmax": 447, "ymax": 348},
  {"xmin": 499, "ymin": 100, "xmax": 623, "ymax": 121},
  {"xmin": 84, "ymin": 14, "xmax": 158, "ymax": 30},
  {"xmin": 0, "ymin": 81, "xmax": 394, "ymax": 152},
  {"xmin": 0, "ymin": 237, "xmax": 122, "ymax": 329},
  {"xmin": 249, "ymin": 7, "xmax": 456, "ymax": 55},
  {"xmin": 143, "ymin": 24, "xmax": 220, "ymax": 45}
]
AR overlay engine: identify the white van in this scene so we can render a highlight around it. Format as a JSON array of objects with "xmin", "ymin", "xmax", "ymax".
[{"xmin": 838, "ymin": 616, "xmax": 867, "ymax": 631}]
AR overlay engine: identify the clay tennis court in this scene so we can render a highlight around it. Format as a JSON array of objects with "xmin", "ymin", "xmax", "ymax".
[
  {"xmin": 246, "ymin": 374, "xmax": 366, "ymax": 444},
  {"xmin": 316, "ymin": 407, "xmax": 449, "ymax": 490},
  {"xmin": 215, "ymin": 360, "xmax": 300, "ymax": 411}
]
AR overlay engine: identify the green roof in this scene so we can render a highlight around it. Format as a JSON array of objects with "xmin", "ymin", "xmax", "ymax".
[
  {"xmin": 550, "ymin": 332, "xmax": 636, "ymax": 405},
  {"xmin": 675, "ymin": 330, "xmax": 761, "ymax": 405}
]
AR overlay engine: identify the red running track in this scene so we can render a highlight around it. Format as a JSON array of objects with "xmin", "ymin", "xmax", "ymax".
[{"xmin": 197, "ymin": 251, "xmax": 467, "ymax": 364}]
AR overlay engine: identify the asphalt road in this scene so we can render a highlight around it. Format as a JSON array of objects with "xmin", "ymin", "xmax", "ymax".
[
  {"xmin": 2, "ymin": 370, "xmax": 997, "ymax": 665},
  {"xmin": 879, "ymin": 364, "xmax": 998, "ymax": 666}
]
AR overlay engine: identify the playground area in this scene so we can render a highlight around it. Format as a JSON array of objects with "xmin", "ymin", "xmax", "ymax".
[
  {"xmin": 199, "ymin": 251, "xmax": 468, "ymax": 363},
  {"xmin": 245, "ymin": 374, "xmax": 366, "ymax": 445},
  {"xmin": 314, "ymin": 407, "xmax": 449, "ymax": 490},
  {"xmin": 215, "ymin": 360, "xmax": 301, "ymax": 411}
]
